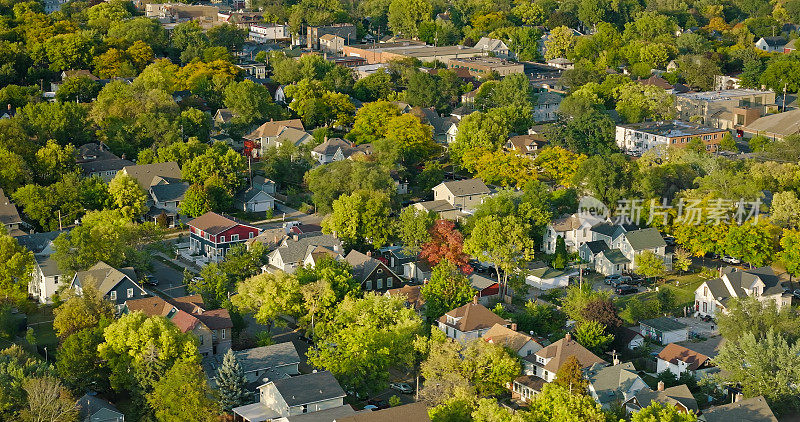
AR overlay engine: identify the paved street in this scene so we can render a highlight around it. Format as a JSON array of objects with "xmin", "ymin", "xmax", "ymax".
[{"xmin": 150, "ymin": 259, "xmax": 189, "ymax": 298}]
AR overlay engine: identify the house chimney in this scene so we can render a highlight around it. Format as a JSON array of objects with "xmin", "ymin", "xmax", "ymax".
[
  {"xmin": 613, "ymin": 357, "xmax": 620, "ymax": 366},
  {"xmin": 734, "ymin": 392, "xmax": 744, "ymax": 403},
  {"xmin": 564, "ymin": 333, "xmax": 572, "ymax": 342},
  {"xmin": 472, "ymin": 296, "xmax": 478, "ymax": 305},
  {"xmin": 657, "ymin": 381, "xmax": 665, "ymax": 391},
  {"xmin": 292, "ymin": 234, "xmax": 299, "ymax": 242},
  {"xmin": 511, "ymin": 323, "xmax": 517, "ymax": 331},
  {"xmin": 366, "ymin": 251, "xmax": 372, "ymax": 257}
]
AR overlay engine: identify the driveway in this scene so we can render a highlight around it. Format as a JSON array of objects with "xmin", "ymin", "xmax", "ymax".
[
  {"xmin": 149, "ymin": 259, "xmax": 189, "ymax": 298},
  {"xmin": 676, "ymin": 316, "xmax": 719, "ymax": 337}
]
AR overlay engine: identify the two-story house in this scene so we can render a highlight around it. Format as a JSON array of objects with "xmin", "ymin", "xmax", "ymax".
[
  {"xmin": 243, "ymin": 119, "xmax": 305, "ymax": 158},
  {"xmin": 695, "ymin": 266, "xmax": 790, "ymax": 318},
  {"xmin": 542, "ymin": 213, "xmax": 607, "ymax": 254},
  {"xmin": 119, "ymin": 162, "xmax": 182, "ymax": 192},
  {"xmin": 344, "ymin": 250, "xmax": 403, "ymax": 293},
  {"xmin": 431, "ymin": 179, "xmax": 491, "ymax": 212},
  {"xmin": 656, "ymin": 343, "xmax": 717, "ymax": 379},
  {"xmin": 613, "ymin": 228, "xmax": 672, "ymax": 272},
  {"xmin": 204, "ymin": 342, "xmax": 301, "ymax": 395},
  {"xmin": 755, "ymin": 36, "xmax": 787, "ymax": 52},
  {"xmin": 188, "ymin": 212, "xmax": 261, "ymax": 263},
  {"xmin": 522, "ymin": 333, "xmax": 607, "ymax": 383},
  {"xmin": 0, "ymin": 189, "xmax": 24, "ymax": 236},
  {"xmin": 482, "ymin": 323, "xmax": 544, "ymax": 358},
  {"xmin": 233, "ymin": 371, "xmax": 346, "ymax": 421},
  {"xmin": 70, "ymin": 261, "xmax": 149, "ymax": 308},
  {"xmin": 437, "ymin": 299, "xmax": 510, "ymax": 343},
  {"xmin": 585, "ymin": 361, "xmax": 648, "ymax": 409},
  {"xmin": 267, "ymin": 232, "xmax": 343, "ymax": 274},
  {"xmin": 18, "ymin": 231, "xmax": 65, "ymax": 304},
  {"xmin": 310, "ymin": 138, "xmax": 372, "ymax": 165},
  {"xmin": 76, "ymin": 143, "xmax": 134, "ymax": 182},
  {"xmin": 124, "ymin": 294, "xmax": 233, "ymax": 357},
  {"xmin": 624, "ymin": 383, "xmax": 698, "ymax": 415},
  {"xmin": 148, "ymin": 181, "xmax": 189, "ymax": 228}
]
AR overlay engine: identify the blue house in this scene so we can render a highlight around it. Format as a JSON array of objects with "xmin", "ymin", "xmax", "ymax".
[{"xmin": 70, "ymin": 261, "xmax": 148, "ymax": 308}]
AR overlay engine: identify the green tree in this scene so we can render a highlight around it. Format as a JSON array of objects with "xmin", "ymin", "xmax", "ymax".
[
  {"xmin": 223, "ymin": 80, "xmax": 283, "ymax": 125},
  {"xmin": 283, "ymin": 79, "xmax": 355, "ymax": 127},
  {"xmin": 55, "ymin": 76, "xmax": 101, "ymax": 103},
  {"xmin": 396, "ymin": 206, "xmax": 435, "ymax": 255},
  {"xmin": 635, "ymin": 250, "xmax": 666, "ymax": 280},
  {"xmin": 614, "ymin": 83, "xmax": 675, "ymax": 123},
  {"xmin": 148, "ymin": 361, "xmax": 219, "ymax": 421},
  {"xmin": 0, "ymin": 148, "xmax": 32, "ymax": 192},
  {"xmin": 0, "ymin": 346, "xmax": 53, "ymax": 415},
  {"xmin": 553, "ymin": 236, "xmax": 567, "ymax": 270},
  {"xmin": 56, "ymin": 325, "xmax": 109, "ymax": 393},
  {"xmin": 771, "ymin": 191, "xmax": 800, "ymax": 229},
  {"xmin": 421, "ymin": 260, "xmax": 476, "ymax": 321},
  {"xmin": 561, "ymin": 283, "xmax": 611, "ymax": 323},
  {"xmin": 180, "ymin": 184, "xmax": 215, "ymax": 217},
  {"xmin": 321, "ymin": 190, "xmax": 393, "ymax": 249},
  {"xmin": 182, "ymin": 142, "xmax": 246, "ymax": 195},
  {"xmin": 52, "ymin": 285, "xmax": 115, "ymax": 339},
  {"xmin": 207, "ymin": 23, "xmax": 246, "ymax": 52},
  {"xmin": 524, "ymin": 384, "xmax": 606, "ymax": 421},
  {"xmin": 544, "ymin": 26, "xmax": 577, "ymax": 60},
  {"xmin": 308, "ymin": 293, "xmax": 423, "ymax": 396},
  {"xmin": 215, "ymin": 350, "xmax": 246, "ymax": 412},
  {"xmin": 18, "ymin": 376, "xmax": 78, "ymax": 422},
  {"xmin": 780, "ymin": 229, "xmax": 800, "ymax": 282},
  {"xmin": 108, "ymin": 172, "xmax": 148, "ymax": 219},
  {"xmin": 464, "ymin": 215, "xmax": 534, "ymax": 295},
  {"xmin": 573, "ymin": 320, "xmax": 614, "ymax": 355},
  {"xmin": 305, "ymin": 160, "xmax": 395, "ymax": 214},
  {"xmin": 0, "ymin": 227, "xmax": 35, "ymax": 304},
  {"xmin": 631, "ymin": 402, "xmax": 697, "ymax": 422},
  {"xmin": 722, "ymin": 221, "xmax": 780, "ymax": 268},
  {"xmin": 191, "ymin": 244, "xmax": 267, "ymax": 308},
  {"xmin": 388, "ymin": 0, "xmax": 431, "ymax": 37},
  {"xmin": 553, "ymin": 355, "xmax": 588, "ymax": 394},
  {"xmin": 546, "ymin": 111, "xmax": 617, "ymax": 155},
  {"xmin": 34, "ymin": 140, "xmax": 77, "ymax": 185},
  {"xmin": 673, "ymin": 247, "xmax": 691, "ymax": 275},
  {"xmin": 718, "ymin": 132, "xmax": 738, "ymax": 151},
  {"xmin": 714, "ymin": 330, "xmax": 800, "ymax": 412},
  {"xmin": 232, "ymin": 272, "xmax": 303, "ymax": 332},
  {"xmin": 572, "ymin": 153, "xmax": 633, "ymax": 208},
  {"xmin": 347, "ymin": 101, "xmax": 402, "ymax": 144},
  {"xmin": 716, "ymin": 297, "xmax": 800, "ymax": 343}
]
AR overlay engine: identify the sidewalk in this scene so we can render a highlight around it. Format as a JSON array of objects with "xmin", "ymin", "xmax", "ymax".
[{"xmin": 154, "ymin": 252, "xmax": 203, "ymax": 274}]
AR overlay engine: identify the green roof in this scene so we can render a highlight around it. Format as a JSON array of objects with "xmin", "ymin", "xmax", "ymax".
[
  {"xmin": 600, "ymin": 249, "xmax": 630, "ymax": 264},
  {"xmin": 624, "ymin": 228, "xmax": 666, "ymax": 250},
  {"xmin": 528, "ymin": 266, "xmax": 567, "ymax": 279},
  {"xmin": 640, "ymin": 317, "xmax": 688, "ymax": 333}
]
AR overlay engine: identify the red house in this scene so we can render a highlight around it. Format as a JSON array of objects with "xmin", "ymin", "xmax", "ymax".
[{"xmin": 188, "ymin": 212, "xmax": 261, "ymax": 263}]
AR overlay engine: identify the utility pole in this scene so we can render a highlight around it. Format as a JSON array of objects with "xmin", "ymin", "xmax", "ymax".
[
  {"xmin": 783, "ymin": 82, "xmax": 788, "ymax": 110},
  {"xmin": 58, "ymin": 210, "xmax": 62, "ymax": 231}
]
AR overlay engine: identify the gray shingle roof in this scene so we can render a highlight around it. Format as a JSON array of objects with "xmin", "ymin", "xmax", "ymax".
[
  {"xmin": 0, "ymin": 189, "xmax": 22, "ymax": 227},
  {"xmin": 344, "ymin": 250, "xmax": 388, "ymax": 283},
  {"xmin": 624, "ymin": 228, "xmax": 666, "ymax": 250},
  {"xmin": 235, "ymin": 342, "xmax": 300, "ymax": 374},
  {"xmin": 73, "ymin": 261, "xmax": 142, "ymax": 296},
  {"xmin": 269, "ymin": 371, "xmax": 345, "ymax": 407},
  {"xmin": 583, "ymin": 240, "xmax": 609, "ymax": 254},
  {"xmin": 36, "ymin": 255, "xmax": 61, "ymax": 277},
  {"xmin": 745, "ymin": 109, "xmax": 800, "ymax": 138},
  {"xmin": 640, "ymin": 317, "xmax": 687, "ymax": 333},
  {"xmin": 14, "ymin": 230, "xmax": 64, "ymax": 253},
  {"xmin": 632, "ymin": 385, "xmax": 698, "ymax": 413},
  {"xmin": 235, "ymin": 187, "xmax": 274, "ymax": 204},
  {"xmin": 122, "ymin": 162, "xmax": 182, "ymax": 190},
  {"xmin": 585, "ymin": 362, "xmax": 642, "ymax": 404},
  {"xmin": 440, "ymin": 178, "xmax": 490, "ymax": 197},
  {"xmin": 150, "ymin": 182, "xmax": 189, "ymax": 203},
  {"xmin": 600, "ymin": 249, "xmax": 630, "ymax": 264},
  {"xmin": 700, "ymin": 396, "xmax": 777, "ymax": 422},
  {"xmin": 76, "ymin": 393, "xmax": 123, "ymax": 421},
  {"xmin": 272, "ymin": 233, "xmax": 342, "ymax": 265}
]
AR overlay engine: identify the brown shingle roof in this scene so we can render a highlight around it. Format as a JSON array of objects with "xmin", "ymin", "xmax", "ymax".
[
  {"xmin": 386, "ymin": 285, "xmax": 424, "ymax": 310},
  {"xmin": 244, "ymin": 119, "xmax": 304, "ymax": 141},
  {"xmin": 657, "ymin": 343, "xmax": 711, "ymax": 371},
  {"xmin": 336, "ymin": 402, "xmax": 430, "ymax": 422},
  {"xmin": 527, "ymin": 334, "xmax": 607, "ymax": 373},
  {"xmin": 125, "ymin": 294, "xmax": 232, "ymax": 332},
  {"xmin": 438, "ymin": 302, "xmax": 508, "ymax": 333},
  {"xmin": 483, "ymin": 323, "xmax": 539, "ymax": 353},
  {"xmin": 188, "ymin": 212, "xmax": 254, "ymax": 235}
]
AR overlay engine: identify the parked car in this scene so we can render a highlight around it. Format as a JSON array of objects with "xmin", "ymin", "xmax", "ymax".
[
  {"xmin": 363, "ymin": 405, "xmax": 378, "ymax": 411},
  {"xmin": 626, "ymin": 275, "xmax": 643, "ymax": 286},
  {"xmin": 141, "ymin": 275, "xmax": 158, "ymax": 286},
  {"xmin": 609, "ymin": 276, "xmax": 631, "ymax": 287},
  {"xmin": 722, "ymin": 256, "xmax": 741, "ymax": 264},
  {"xmin": 390, "ymin": 383, "xmax": 413, "ymax": 394},
  {"xmin": 615, "ymin": 285, "xmax": 638, "ymax": 295},
  {"xmin": 663, "ymin": 235, "xmax": 676, "ymax": 246},
  {"xmin": 367, "ymin": 399, "xmax": 389, "ymax": 409},
  {"xmin": 604, "ymin": 274, "xmax": 622, "ymax": 285}
]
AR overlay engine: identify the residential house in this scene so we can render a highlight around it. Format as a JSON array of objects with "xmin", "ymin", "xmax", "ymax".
[
  {"xmin": 579, "ymin": 240, "xmax": 609, "ymax": 266},
  {"xmin": 386, "ymin": 284, "xmax": 425, "ymax": 313},
  {"xmin": 612, "ymin": 327, "xmax": 645, "ymax": 351},
  {"xmin": 310, "ymin": 138, "xmax": 371, "ymax": 165},
  {"xmin": 124, "ymin": 294, "xmax": 233, "ymax": 356},
  {"xmin": 450, "ymin": 105, "xmax": 474, "ymax": 120},
  {"xmin": 267, "ymin": 232, "xmax": 343, "ymax": 273},
  {"xmin": 637, "ymin": 75, "xmax": 689, "ymax": 94},
  {"xmin": 70, "ymin": 261, "xmax": 148, "ymax": 307},
  {"xmin": 504, "ymin": 134, "xmax": 548, "ymax": 158},
  {"xmin": 541, "ymin": 213, "xmax": 606, "ymax": 254},
  {"xmin": 204, "ymin": 342, "xmax": 300, "ymax": 392},
  {"xmin": 252, "ymin": 176, "xmax": 277, "ymax": 194},
  {"xmin": 378, "ymin": 245, "xmax": 416, "ymax": 274},
  {"xmin": 512, "ymin": 375, "xmax": 547, "ymax": 402},
  {"xmin": 437, "ymin": 299, "xmax": 510, "ymax": 343},
  {"xmin": 615, "ymin": 120, "xmax": 728, "ymax": 155},
  {"xmin": 402, "ymin": 260, "xmax": 432, "ymax": 283},
  {"xmin": 248, "ymin": 24, "xmax": 291, "ymax": 43},
  {"xmin": 300, "ymin": 244, "xmax": 343, "ymax": 269},
  {"xmin": 273, "ymin": 126, "xmax": 314, "ymax": 149},
  {"xmin": 594, "ymin": 249, "xmax": 631, "ymax": 276},
  {"xmin": 0, "ymin": 189, "xmax": 24, "ymax": 236},
  {"xmin": 699, "ymin": 396, "xmax": 777, "ymax": 422},
  {"xmin": 755, "ymin": 36, "xmax": 787, "ymax": 52},
  {"xmin": 273, "ymin": 405, "xmax": 357, "ymax": 421},
  {"xmin": 482, "ymin": 323, "xmax": 543, "ymax": 358},
  {"xmin": 525, "ymin": 262, "xmax": 570, "ymax": 290},
  {"xmin": 656, "ymin": 343, "xmax": 716, "ymax": 379},
  {"xmin": 188, "ymin": 212, "xmax": 261, "ymax": 263},
  {"xmin": 344, "ymin": 250, "xmax": 403, "ymax": 293},
  {"xmin": 232, "ymin": 371, "xmax": 346, "ymax": 421},
  {"xmin": 522, "ymin": 333, "xmax": 607, "ymax": 383},
  {"xmin": 245, "ymin": 227, "xmax": 288, "ymax": 255},
  {"xmin": 119, "ymin": 162, "xmax": 183, "ymax": 191},
  {"xmin": 532, "ymin": 92, "xmax": 562, "ymax": 123},
  {"xmin": 714, "ymin": 74, "xmax": 742, "ymax": 91},
  {"xmin": 410, "ymin": 107, "xmax": 459, "ymax": 142},
  {"xmin": 234, "ymin": 187, "xmax": 275, "ymax": 213},
  {"xmin": 214, "ymin": 108, "xmax": 238, "ymax": 128},
  {"xmin": 244, "ymin": 119, "xmax": 305, "ymax": 158},
  {"xmin": 639, "ymin": 317, "xmax": 689, "ymax": 345},
  {"xmin": 335, "ymin": 403, "xmax": 431, "ymax": 422},
  {"xmin": 319, "ymin": 34, "xmax": 345, "ymax": 53},
  {"xmin": 76, "ymin": 393, "xmax": 124, "ymax": 422},
  {"xmin": 19, "ymin": 230, "xmax": 65, "ymax": 304},
  {"xmin": 148, "ymin": 181, "xmax": 189, "ymax": 228},
  {"xmin": 307, "ymin": 24, "xmax": 356, "ymax": 50},
  {"xmin": 545, "ymin": 58, "xmax": 574, "ymax": 69},
  {"xmin": 585, "ymin": 361, "xmax": 649, "ymax": 409},
  {"xmin": 615, "ymin": 228, "xmax": 672, "ymax": 272},
  {"xmin": 445, "ymin": 119, "xmax": 459, "ymax": 143},
  {"xmin": 76, "ymin": 143, "xmax": 134, "ymax": 182},
  {"xmin": 785, "ymin": 38, "xmax": 797, "ymax": 53},
  {"xmin": 413, "ymin": 199, "xmax": 463, "ymax": 221},
  {"xmin": 469, "ymin": 273, "xmax": 500, "ymax": 304},
  {"xmin": 695, "ymin": 266, "xmax": 790, "ymax": 318},
  {"xmin": 432, "ymin": 178, "xmax": 491, "ymax": 211},
  {"xmin": 624, "ymin": 383, "xmax": 698, "ymax": 415},
  {"xmin": 473, "ymin": 37, "xmax": 512, "ymax": 58}
]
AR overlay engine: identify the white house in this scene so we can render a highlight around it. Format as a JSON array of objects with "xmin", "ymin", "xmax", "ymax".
[
  {"xmin": 437, "ymin": 300, "xmax": 510, "ymax": 343},
  {"xmin": 473, "ymin": 37, "xmax": 512, "ymax": 58},
  {"xmin": 614, "ymin": 120, "xmax": 727, "ymax": 156},
  {"xmin": 613, "ymin": 228, "xmax": 672, "ymax": 272},
  {"xmin": 695, "ymin": 266, "xmax": 790, "ymax": 318},
  {"xmin": 542, "ymin": 213, "xmax": 606, "ymax": 254},
  {"xmin": 755, "ymin": 36, "xmax": 787, "ymax": 53},
  {"xmin": 522, "ymin": 333, "xmax": 607, "ymax": 383},
  {"xmin": 482, "ymin": 323, "xmax": 544, "ymax": 358},
  {"xmin": 234, "ymin": 188, "xmax": 275, "ymax": 213},
  {"xmin": 639, "ymin": 317, "xmax": 689, "ymax": 345},
  {"xmin": 232, "ymin": 371, "xmax": 346, "ymax": 421},
  {"xmin": 525, "ymin": 263, "xmax": 571, "ymax": 290},
  {"xmin": 249, "ymin": 24, "xmax": 291, "ymax": 43},
  {"xmin": 19, "ymin": 231, "xmax": 65, "ymax": 304},
  {"xmin": 532, "ymin": 92, "xmax": 562, "ymax": 123},
  {"xmin": 656, "ymin": 343, "xmax": 716, "ymax": 379},
  {"xmin": 267, "ymin": 233, "xmax": 343, "ymax": 274}
]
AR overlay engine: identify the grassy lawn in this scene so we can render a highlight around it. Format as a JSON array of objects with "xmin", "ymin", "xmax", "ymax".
[{"xmin": 615, "ymin": 272, "xmax": 707, "ymax": 310}]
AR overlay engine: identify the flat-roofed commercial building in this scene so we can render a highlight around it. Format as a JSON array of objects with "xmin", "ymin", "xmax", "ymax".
[
  {"xmin": 674, "ymin": 89, "xmax": 778, "ymax": 130},
  {"xmin": 342, "ymin": 42, "xmax": 485, "ymax": 64},
  {"xmin": 615, "ymin": 120, "xmax": 728, "ymax": 155},
  {"xmin": 448, "ymin": 56, "xmax": 524, "ymax": 77}
]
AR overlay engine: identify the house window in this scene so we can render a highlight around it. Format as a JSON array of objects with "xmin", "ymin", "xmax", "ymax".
[
  {"xmin": 377, "ymin": 268, "xmax": 383, "ymax": 274},
  {"xmin": 220, "ymin": 236, "xmax": 225, "ymax": 242},
  {"xmin": 221, "ymin": 329, "xmax": 226, "ymax": 339},
  {"xmin": 200, "ymin": 335, "xmax": 204, "ymax": 345},
  {"xmin": 127, "ymin": 288, "xmax": 134, "ymax": 298},
  {"xmin": 387, "ymin": 278, "xmax": 393, "ymax": 288},
  {"xmin": 54, "ymin": 276, "xmax": 59, "ymax": 284},
  {"xmin": 366, "ymin": 280, "xmax": 372, "ymax": 290},
  {"xmin": 249, "ymin": 232, "xmax": 254, "ymax": 238},
  {"xmin": 704, "ymin": 287, "xmax": 708, "ymax": 297},
  {"xmin": 377, "ymin": 279, "xmax": 383, "ymax": 289},
  {"xmin": 232, "ymin": 234, "xmax": 239, "ymax": 241},
  {"xmin": 109, "ymin": 291, "xmax": 117, "ymax": 301}
]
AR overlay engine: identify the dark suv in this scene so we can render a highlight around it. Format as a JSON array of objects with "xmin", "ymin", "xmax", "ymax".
[{"xmin": 615, "ymin": 285, "xmax": 638, "ymax": 295}]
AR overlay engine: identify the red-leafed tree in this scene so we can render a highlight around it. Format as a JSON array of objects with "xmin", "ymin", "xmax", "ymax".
[{"xmin": 419, "ymin": 219, "xmax": 472, "ymax": 274}]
